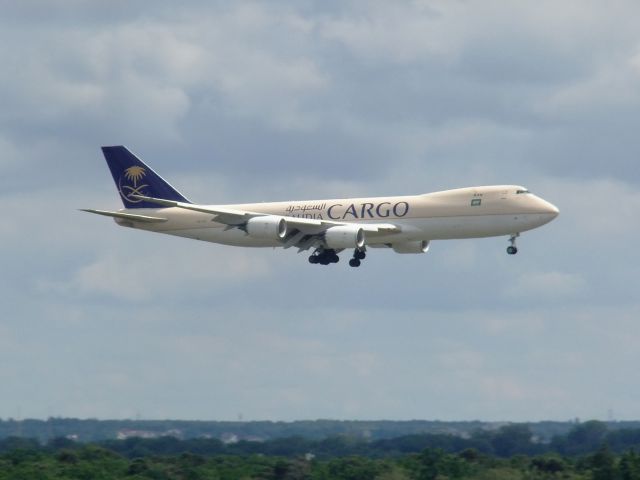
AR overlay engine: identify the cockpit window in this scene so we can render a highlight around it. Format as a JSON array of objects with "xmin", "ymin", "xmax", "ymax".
[{"xmin": 516, "ymin": 189, "xmax": 531, "ymax": 194}]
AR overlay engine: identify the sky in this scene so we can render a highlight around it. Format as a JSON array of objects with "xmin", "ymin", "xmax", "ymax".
[{"xmin": 1, "ymin": 0, "xmax": 639, "ymax": 422}]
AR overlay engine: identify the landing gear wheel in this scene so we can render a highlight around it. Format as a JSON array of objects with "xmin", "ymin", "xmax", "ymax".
[
  {"xmin": 507, "ymin": 246, "xmax": 518, "ymax": 255},
  {"xmin": 355, "ymin": 250, "xmax": 366, "ymax": 260},
  {"xmin": 349, "ymin": 258, "xmax": 361, "ymax": 267},
  {"xmin": 309, "ymin": 249, "xmax": 340, "ymax": 265}
]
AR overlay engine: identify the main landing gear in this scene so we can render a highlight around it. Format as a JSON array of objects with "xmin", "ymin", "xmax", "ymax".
[
  {"xmin": 507, "ymin": 233, "xmax": 519, "ymax": 255},
  {"xmin": 308, "ymin": 248, "xmax": 367, "ymax": 267},
  {"xmin": 349, "ymin": 248, "xmax": 366, "ymax": 268},
  {"xmin": 308, "ymin": 248, "xmax": 339, "ymax": 265}
]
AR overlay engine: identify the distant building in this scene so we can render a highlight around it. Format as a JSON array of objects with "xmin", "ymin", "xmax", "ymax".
[
  {"xmin": 220, "ymin": 433, "xmax": 239, "ymax": 444},
  {"xmin": 117, "ymin": 429, "xmax": 183, "ymax": 440},
  {"xmin": 117, "ymin": 430, "xmax": 159, "ymax": 440}
]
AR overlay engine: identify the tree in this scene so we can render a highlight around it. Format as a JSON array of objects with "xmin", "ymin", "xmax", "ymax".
[
  {"xmin": 590, "ymin": 444, "xmax": 616, "ymax": 480},
  {"xmin": 322, "ymin": 457, "xmax": 385, "ymax": 480},
  {"xmin": 620, "ymin": 450, "xmax": 640, "ymax": 480},
  {"xmin": 414, "ymin": 448, "xmax": 471, "ymax": 480},
  {"xmin": 562, "ymin": 421, "xmax": 609, "ymax": 455},
  {"xmin": 490, "ymin": 425, "xmax": 535, "ymax": 457},
  {"xmin": 530, "ymin": 455, "xmax": 565, "ymax": 475}
]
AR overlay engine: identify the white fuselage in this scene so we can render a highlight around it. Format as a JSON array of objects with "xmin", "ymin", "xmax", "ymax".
[{"xmin": 114, "ymin": 185, "xmax": 559, "ymax": 248}]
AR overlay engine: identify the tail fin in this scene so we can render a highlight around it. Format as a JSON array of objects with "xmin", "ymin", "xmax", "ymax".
[{"xmin": 101, "ymin": 146, "xmax": 191, "ymax": 209}]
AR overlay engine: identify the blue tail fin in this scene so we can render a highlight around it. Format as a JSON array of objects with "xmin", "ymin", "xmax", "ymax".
[{"xmin": 101, "ymin": 146, "xmax": 191, "ymax": 208}]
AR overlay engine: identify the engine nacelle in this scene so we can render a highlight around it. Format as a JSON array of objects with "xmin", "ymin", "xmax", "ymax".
[
  {"xmin": 324, "ymin": 225, "xmax": 365, "ymax": 249},
  {"xmin": 246, "ymin": 216, "xmax": 287, "ymax": 240},
  {"xmin": 391, "ymin": 240, "xmax": 430, "ymax": 254}
]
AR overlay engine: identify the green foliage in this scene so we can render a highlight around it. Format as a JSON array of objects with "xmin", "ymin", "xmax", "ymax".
[
  {"xmin": 530, "ymin": 454, "xmax": 566, "ymax": 475},
  {"xmin": 8, "ymin": 420, "xmax": 640, "ymax": 459},
  {"xmin": 0, "ymin": 446, "xmax": 637, "ymax": 480},
  {"xmin": 6, "ymin": 425, "xmax": 640, "ymax": 479},
  {"xmin": 552, "ymin": 421, "xmax": 609, "ymax": 456},
  {"xmin": 472, "ymin": 466, "xmax": 524, "ymax": 480},
  {"xmin": 619, "ymin": 450, "xmax": 640, "ymax": 480},
  {"xmin": 0, "ymin": 436, "xmax": 41, "ymax": 456},
  {"xmin": 589, "ymin": 444, "xmax": 616, "ymax": 480},
  {"xmin": 315, "ymin": 456, "xmax": 387, "ymax": 480},
  {"xmin": 490, "ymin": 425, "xmax": 535, "ymax": 457}
]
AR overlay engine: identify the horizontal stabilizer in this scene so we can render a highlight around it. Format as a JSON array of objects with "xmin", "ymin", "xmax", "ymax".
[{"xmin": 80, "ymin": 209, "xmax": 168, "ymax": 223}]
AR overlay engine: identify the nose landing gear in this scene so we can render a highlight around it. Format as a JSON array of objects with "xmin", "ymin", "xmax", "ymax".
[{"xmin": 507, "ymin": 233, "xmax": 519, "ymax": 255}]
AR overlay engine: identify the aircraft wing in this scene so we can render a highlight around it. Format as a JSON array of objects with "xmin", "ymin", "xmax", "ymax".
[{"xmin": 133, "ymin": 195, "xmax": 400, "ymax": 248}]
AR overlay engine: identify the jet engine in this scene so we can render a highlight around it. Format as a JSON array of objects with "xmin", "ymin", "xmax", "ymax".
[
  {"xmin": 391, "ymin": 240, "xmax": 430, "ymax": 254},
  {"xmin": 246, "ymin": 216, "xmax": 287, "ymax": 240},
  {"xmin": 324, "ymin": 225, "xmax": 365, "ymax": 249}
]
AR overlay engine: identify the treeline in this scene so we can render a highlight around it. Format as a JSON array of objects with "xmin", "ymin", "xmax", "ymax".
[
  {"xmin": 0, "ymin": 418, "xmax": 490, "ymax": 443},
  {"xmin": 2, "ymin": 421, "xmax": 640, "ymax": 459},
  {"xmin": 2, "ymin": 443, "xmax": 640, "ymax": 479},
  {"xmin": 4, "ymin": 417, "xmax": 635, "ymax": 443}
]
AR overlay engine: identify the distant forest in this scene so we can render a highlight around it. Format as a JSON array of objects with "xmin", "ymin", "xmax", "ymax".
[
  {"xmin": 3, "ymin": 421, "xmax": 640, "ymax": 479},
  {"xmin": 3, "ymin": 418, "xmax": 640, "ymax": 444},
  {"xmin": 3, "ymin": 420, "xmax": 640, "ymax": 458}
]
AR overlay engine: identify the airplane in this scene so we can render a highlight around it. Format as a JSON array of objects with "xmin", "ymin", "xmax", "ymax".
[{"xmin": 82, "ymin": 146, "xmax": 559, "ymax": 267}]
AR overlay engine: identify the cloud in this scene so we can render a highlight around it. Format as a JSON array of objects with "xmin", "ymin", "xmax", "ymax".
[
  {"xmin": 47, "ymin": 247, "xmax": 271, "ymax": 302},
  {"xmin": 320, "ymin": 2, "xmax": 449, "ymax": 63},
  {"xmin": 436, "ymin": 348, "xmax": 485, "ymax": 370},
  {"xmin": 0, "ymin": 4, "xmax": 329, "ymax": 148},
  {"xmin": 503, "ymin": 271, "xmax": 586, "ymax": 300},
  {"xmin": 2, "ymin": 0, "xmax": 640, "ymax": 421},
  {"xmin": 543, "ymin": 177, "xmax": 640, "ymax": 237}
]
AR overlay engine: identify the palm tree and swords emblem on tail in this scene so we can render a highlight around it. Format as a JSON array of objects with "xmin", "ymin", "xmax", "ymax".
[{"xmin": 118, "ymin": 166, "xmax": 149, "ymax": 203}]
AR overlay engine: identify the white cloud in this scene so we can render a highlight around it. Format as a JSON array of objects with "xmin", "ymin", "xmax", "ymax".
[
  {"xmin": 536, "ymin": 55, "xmax": 640, "ymax": 118},
  {"xmin": 320, "ymin": 1, "xmax": 456, "ymax": 63},
  {"xmin": 503, "ymin": 271, "xmax": 586, "ymax": 300},
  {"xmin": 0, "ymin": 136, "xmax": 21, "ymax": 171},
  {"xmin": 437, "ymin": 241, "xmax": 479, "ymax": 271},
  {"xmin": 0, "ymin": 4, "xmax": 330, "ymax": 144},
  {"xmin": 346, "ymin": 352, "xmax": 378, "ymax": 378},
  {"xmin": 542, "ymin": 177, "xmax": 640, "ymax": 237},
  {"xmin": 436, "ymin": 348, "xmax": 485, "ymax": 370},
  {"xmin": 477, "ymin": 376, "xmax": 528, "ymax": 401},
  {"xmin": 61, "ymin": 247, "xmax": 271, "ymax": 301},
  {"xmin": 0, "ymin": 324, "xmax": 14, "ymax": 354},
  {"xmin": 2, "ymin": 1, "xmax": 640, "ymax": 421}
]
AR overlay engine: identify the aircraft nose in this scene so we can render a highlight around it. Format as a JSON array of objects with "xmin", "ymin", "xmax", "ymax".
[
  {"xmin": 545, "ymin": 201, "xmax": 559, "ymax": 217},
  {"xmin": 539, "ymin": 198, "xmax": 559, "ymax": 220},
  {"xmin": 530, "ymin": 194, "xmax": 559, "ymax": 224}
]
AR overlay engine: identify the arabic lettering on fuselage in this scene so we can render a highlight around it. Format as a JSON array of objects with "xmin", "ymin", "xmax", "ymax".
[
  {"xmin": 284, "ymin": 203, "xmax": 327, "ymax": 214},
  {"xmin": 284, "ymin": 201, "xmax": 410, "ymax": 220}
]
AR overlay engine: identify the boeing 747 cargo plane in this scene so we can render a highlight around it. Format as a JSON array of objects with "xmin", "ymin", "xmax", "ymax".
[{"xmin": 83, "ymin": 146, "xmax": 559, "ymax": 267}]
